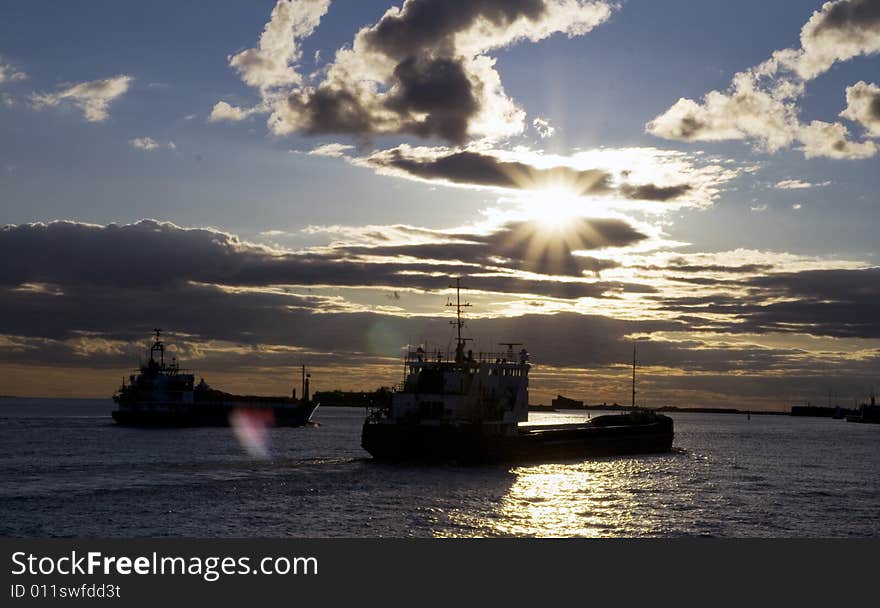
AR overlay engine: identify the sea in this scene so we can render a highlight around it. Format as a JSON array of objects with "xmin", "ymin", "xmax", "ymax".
[{"xmin": 0, "ymin": 398, "xmax": 878, "ymax": 538}]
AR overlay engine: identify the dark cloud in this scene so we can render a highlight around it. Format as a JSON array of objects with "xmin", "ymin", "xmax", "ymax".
[
  {"xmin": 344, "ymin": 218, "xmax": 644, "ymax": 277},
  {"xmin": 366, "ymin": 148, "xmax": 696, "ymax": 203},
  {"xmin": 810, "ymin": 0, "xmax": 880, "ymax": 38},
  {"xmin": 385, "ymin": 56, "xmax": 480, "ymax": 143},
  {"xmin": 619, "ymin": 183, "xmax": 692, "ymax": 201},
  {"xmin": 367, "ymin": 148, "xmax": 614, "ymax": 193},
  {"xmin": 5, "ymin": 282, "xmax": 878, "ymax": 410},
  {"xmin": 308, "ymin": 0, "xmax": 546, "ymax": 143},
  {"xmin": 291, "ymin": 86, "xmax": 375, "ymax": 137},
  {"xmin": 365, "ymin": 147, "xmax": 702, "ymax": 203},
  {"xmin": 657, "ymin": 267, "xmax": 880, "ymax": 338},
  {"xmin": 0, "ymin": 220, "xmax": 646, "ymax": 299},
  {"xmin": 4, "ymin": 222, "xmax": 879, "ymax": 408},
  {"xmin": 270, "ymin": 0, "xmax": 614, "ymax": 143},
  {"xmin": 6, "ymin": 221, "xmax": 877, "ymax": 407},
  {"xmin": 362, "ymin": 0, "xmax": 546, "ymax": 60},
  {"xmin": 634, "ymin": 259, "xmax": 775, "ymax": 274}
]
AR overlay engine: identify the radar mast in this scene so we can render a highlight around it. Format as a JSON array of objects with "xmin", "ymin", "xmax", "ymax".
[{"xmin": 447, "ymin": 277, "xmax": 472, "ymax": 363}]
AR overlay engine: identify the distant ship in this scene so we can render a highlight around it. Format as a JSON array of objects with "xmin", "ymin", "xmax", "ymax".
[
  {"xmin": 112, "ymin": 330, "xmax": 318, "ymax": 427},
  {"xmin": 846, "ymin": 394, "xmax": 880, "ymax": 424},
  {"xmin": 361, "ymin": 279, "xmax": 674, "ymax": 464}
]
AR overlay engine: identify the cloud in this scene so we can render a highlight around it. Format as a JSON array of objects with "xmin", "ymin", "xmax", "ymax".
[
  {"xmin": 307, "ymin": 142, "xmax": 354, "ymax": 157},
  {"xmin": 840, "ymin": 80, "xmax": 880, "ymax": 137},
  {"xmin": 362, "ymin": 145, "xmax": 705, "ymax": 204},
  {"xmin": 789, "ymin": 0, "xmax": 880, "ymax": 79},
  {"xmin": 618, "ymin": 183, "xmax": 691, "ymax": 202},
  {"xmin": 30, "ymin": 75, "xmax": 132, "ymax": 122},
  {"xmin": 129, "ymin": 137, "xmax": 176, "ymax": 151},
  {"xmin": 208, "ymin": 100, "xmax": 262, "ymax": 122},
  {"xmin": 365, "ymin": 146, "xmax": 613, "ymax": 192},
  {"xmin": 532, "ymin": 117, "xmax": 556, "ymax": 138},
  {"xmin": 773, "ymin": 179, "xmax": 831, "ymax": 189},
  {"xmin": 647, "ymin": 0, "xmax": 880, "ymax": 159},
  {"xmin": 658, "ymin": 267, "xmax": 880, "ymax": 339},
  {"xmin": 216, "ymin": 0, "xmax": 616, "ymax": 143},
  {"xmin": 0, "ymin": 219, "xmax": 650, "ymax": 300},
  {"xmin": 343, "ymin": 217, "xmax": 646, "ymax": 277},
  {"xmin": 0, "ymin": 59, "xmax": 28, "ymax": 84},
  {"xmin": 4, "ymin": 221, "xmax": 879, "ymax": 407},
  {"xmin": 798, "ymin": 119, "xmax": 877, "ymax": 158},
  {"xmin": 227, "ymin": 0, "xmax": 331, "ymax": 91}
]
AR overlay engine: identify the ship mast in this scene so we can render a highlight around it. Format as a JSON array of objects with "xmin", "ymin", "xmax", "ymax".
[
  {"xmin": 151, "ymin": 327, "xmax": 165, "ymax": 367},
  {"xmin": 301, "ymin": 364, "xmax": 310, "ymax": 402},
  {"xmin": 447, "ymin": 277, "xmax": 472, "ymax": 363},
  {"xmin": 632, "ymin": 342, "xmax": 636, "ymax": 410}
]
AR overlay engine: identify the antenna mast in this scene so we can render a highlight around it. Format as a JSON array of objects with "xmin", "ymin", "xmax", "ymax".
[{"xmin": 447, "ymin": 277, "xmax": 472, "ymax": 363}]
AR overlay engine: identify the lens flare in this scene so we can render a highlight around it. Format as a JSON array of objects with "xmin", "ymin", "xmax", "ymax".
[{"xmin": 230, "ymin": 408, "xmax": 274, "ymax": 459}]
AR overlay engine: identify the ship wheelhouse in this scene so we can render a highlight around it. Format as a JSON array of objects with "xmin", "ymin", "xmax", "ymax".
[
  {"xmin": 114, "ymin": 329, "xmax": 195, "ymax": 409},
  {"xmin": 380, "ymin": 279, "xmax": 531, "ymax": 427},
  {"xmin": 390, "ymin": 345, "xmax": 530, "ymax": 425}
]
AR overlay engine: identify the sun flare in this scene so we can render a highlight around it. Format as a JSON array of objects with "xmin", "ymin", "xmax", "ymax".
[{"xmin": 521, "ymin": 188, "xmax": 590, "ymax": 230}]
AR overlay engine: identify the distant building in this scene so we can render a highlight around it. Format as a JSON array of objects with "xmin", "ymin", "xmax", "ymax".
[{"xmin": 551, "ymin": 394, "xmax": 584, "ymax": 409}]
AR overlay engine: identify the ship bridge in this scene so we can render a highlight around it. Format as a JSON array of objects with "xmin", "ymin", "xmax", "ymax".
[{"xmin": 384, "ymin": 280, "xmax": 531, "ymax": 426}]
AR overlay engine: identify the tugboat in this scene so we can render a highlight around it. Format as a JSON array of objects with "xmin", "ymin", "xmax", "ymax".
[
  {"xmin": 361, "ymin": 280, "xmax": 674, "ymax": 464},
  {"xmin": 112, "ymin": 330, "xmax": 318, "ymax": 427}
]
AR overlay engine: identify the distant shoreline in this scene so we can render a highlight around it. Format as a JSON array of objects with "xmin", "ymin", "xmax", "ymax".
[
  {"xmin": 1, "ymin": 395, "xmax": 790, "ymax": 415},
  {"xmin": 530, "ymin": 404, "xmax": 789, "ymax": 416}
]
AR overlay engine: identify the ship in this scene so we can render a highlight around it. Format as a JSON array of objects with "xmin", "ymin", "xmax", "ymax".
[
  {"xmin": 112, "ymin": 330, "xmax": 318, "ymax": 427},
  {"xmin": 846, "ymin": 393, "xmax": 880, "ymax": 424},
  {"xmin": 361, "ymin": 279, "xmax": 674, "ymax": 464}
]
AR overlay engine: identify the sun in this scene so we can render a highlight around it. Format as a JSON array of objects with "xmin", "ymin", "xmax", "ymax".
[{"xmin": 521, "ymin": 187, "xmax": 590, "ymax": 229}]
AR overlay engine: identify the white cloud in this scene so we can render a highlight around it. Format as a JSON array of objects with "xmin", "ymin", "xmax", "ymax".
[
  {"xmin": 212, "ymin": 0, "xmax": 331, "ymax": 124},
  {"xmin": 784, "ymin": 0, "xmax": 880, "ymax": 80},
  {"xmin": 533, "ymin": 117, "xmax": 556, "ymax": 138},
  {"xmin": 840, "ymin": 80, "xmax": 880, "ymax": 137},
  {"xmin": 129, "ymin": 137, "xmax": 176, "ymax": 151},
  {"xmin": 30, "ymin": 75, "xmax": 132, "ymax": 122},
  {"xmin": 307, "ymin": 143, "xmax": 354, "ymax": 157},
  {"xmin": 229, "ymin": 0, "xmax": 330, "ymax": 91},
  {"xmin": 647, "ymin": 73, "xmax": 799, "ymax": 152},
  {"xmin": 773, "ymin": 179, "xmax": 831, "ymax": 189},
  {"xmin": 647, "ymin": 0, "xmax": 880, "ymax": 159},
  {"xmin": 799, "ymin": 119, "xmax": 877, "ymax": 159},
  {"xmin": 208, "ymin": 100, "xmax": 263, "ymax": 122},
  {"xmin": 0, "ymin": 60, "xmax": 28, "ymax": 84}
]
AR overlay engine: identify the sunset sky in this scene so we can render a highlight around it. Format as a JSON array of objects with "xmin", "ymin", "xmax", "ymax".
[{"xmin": 1, "ymin": 0, "xmax": 879, "ymax": 408}]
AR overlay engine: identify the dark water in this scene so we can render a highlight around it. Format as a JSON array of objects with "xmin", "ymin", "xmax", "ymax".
[{"xmin": 0, "ymin": 399, "xmax": 878, "ymax": 537}]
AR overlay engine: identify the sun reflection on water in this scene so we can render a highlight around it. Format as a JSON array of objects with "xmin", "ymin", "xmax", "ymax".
[{"xmin": 438, "ymin": 457, "xmax": 677, "ymax": 537}]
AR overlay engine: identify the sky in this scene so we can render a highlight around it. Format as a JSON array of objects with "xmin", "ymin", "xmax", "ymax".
[{"xmin": 1, "ymin": 0, "xmax": 879, "ymax": 409}]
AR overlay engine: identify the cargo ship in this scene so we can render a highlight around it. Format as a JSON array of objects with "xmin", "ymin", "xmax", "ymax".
[
  {"xmin": 112, "ymin": 330, "xmax": 318, "ymax": 427},
  {"xmin": 361, "ymin": 280, "xmax": 674, "ymax": 464}
]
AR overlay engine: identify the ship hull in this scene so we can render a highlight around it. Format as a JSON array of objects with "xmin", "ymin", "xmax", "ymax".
[
  {"xmin": 361, "ymin": 413, "xmax": 674, "ymax": 464},
  {"xmin": 112, "ymin": 401, "xmax": 318, "ymax": 428}
]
